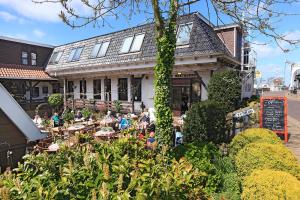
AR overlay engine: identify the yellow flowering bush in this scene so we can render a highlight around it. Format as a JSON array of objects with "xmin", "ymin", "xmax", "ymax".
[
  {"xmin": 229, "ymin": 128, "xmax": 282, "ymax": 156},
  {"xmin": 242, "ymin": 169, "xmax": 300, "ymax": 200},
  {"xmin": 235, "ymin": 143, "xmax": 300, "ymax": 178}
]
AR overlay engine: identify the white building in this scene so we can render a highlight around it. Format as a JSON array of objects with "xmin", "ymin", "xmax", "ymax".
[{"xmin": 46, "ymin": 13, "xmax": 245, "ymax": 113}]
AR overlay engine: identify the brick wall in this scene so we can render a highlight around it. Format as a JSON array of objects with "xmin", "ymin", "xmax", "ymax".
[{"xmin": 217, "ymin": 28, "xmax": 235, "ymax": 56}]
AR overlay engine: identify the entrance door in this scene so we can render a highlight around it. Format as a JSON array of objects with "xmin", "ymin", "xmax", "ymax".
[{"xmin": 172, "ymin": 86, "xmax": 190, "ymax": 112}]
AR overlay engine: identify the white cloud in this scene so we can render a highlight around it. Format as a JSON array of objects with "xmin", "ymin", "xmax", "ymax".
[
  {"xmin": 0, "ymin": 11, "xmax": 17, "ymax": 21},
  {"xmin": 0, "ymin": 0, "xmax": 96, "ymax": 23},
  {"xmin": 0, "ymin": 11, "xmax": 25, "ymax": 24},
  {"xmin": 252, "ymin": 41, "xmax": 282, "ymax": 59},
  {"xmin": 33, "ymin": 29, "xmax": 46, "ymax": 38}
]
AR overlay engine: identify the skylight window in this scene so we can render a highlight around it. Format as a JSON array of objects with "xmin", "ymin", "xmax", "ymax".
[
  {"xmin": 68, "ymin": 47, "xmax": 84, "ymax": 62},
  {"xmin": 176, "ymin": 23, "xmax": 193, "ymax": 46},
  {"xmin": 90, "ymin": 41, "xmax": 110, "ymax": 58},
  {"xmin": 120, "ymin": 36, "xmax": 134, "ymax": 53},
  {"xmin": 49, "ymin": 51, "xmax": 63, "ymax": 64},
  {"xmin": 120, "ymin": 33, "xmax": 145, "ymax": 54}
]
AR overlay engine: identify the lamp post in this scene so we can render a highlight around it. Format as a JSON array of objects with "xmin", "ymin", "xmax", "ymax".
[{"xmin": 283, "ymin": 49, "xmax": 290, "ymax": 88}]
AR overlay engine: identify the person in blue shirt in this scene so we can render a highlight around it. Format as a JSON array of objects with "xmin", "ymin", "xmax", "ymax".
[
  {"xmin": 119, "ymin": 115, "xmax": 129, "ymax": 130},
  {"xmin": 52, "ymin": 112, "xmax": 60, "ymax": 127},
  {"xmin": 146, "ymin": 131, "xmax": 157, "ymax": 150}
]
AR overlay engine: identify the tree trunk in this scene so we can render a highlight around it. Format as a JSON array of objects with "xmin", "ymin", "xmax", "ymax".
[{"xmin": 152, "ymin": 0, "xmax": 178, "ymax": 145}]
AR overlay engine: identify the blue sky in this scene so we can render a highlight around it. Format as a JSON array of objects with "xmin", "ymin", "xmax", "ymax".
[{"xmin": 0, "ymin": 0, "xmax": 299, "ymax": 86}]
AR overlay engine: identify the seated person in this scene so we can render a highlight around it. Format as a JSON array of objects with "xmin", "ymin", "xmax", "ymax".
[
  {"xmin": 146, "ymin": 131, "xmax": 157, "ymax": 150},
  {"xmin": 51, "ymin": 112, "xmax": 60, "ymax": 127},
  {"xmin": 175, "ymin": 126, "xmax": 183, "ymax": 147},
  {"xmin": 75, "ymin": 110, "xmax": 83, "ymax": 120},
  {"xmin": 119, "ymin": 115, "xmax": 129, "ymax": 130},
  {"xmin": 33, "ymin": 114, "xmax": 42, "ymax": 127}
]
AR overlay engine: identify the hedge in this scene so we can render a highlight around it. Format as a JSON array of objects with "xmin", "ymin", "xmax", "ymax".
[
  {"xmin": 229, "ymin": 128, "xmax": 282, "ymax": 156},
  {"xmin": 235, "ymin": 143, "xmax": 300, "ymax": 178},
  {"xmin": 183, "ymin": 101, "xmax": 227, "ymax": 144},
  {"xmin": 208, "ymin": 70, "xmax": 241, "ymax": 112},
  {"xmin": 242, "ymin": 169, "xmax": 300, "ymax": 200}
]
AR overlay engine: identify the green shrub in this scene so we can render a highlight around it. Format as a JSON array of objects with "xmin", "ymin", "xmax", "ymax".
[
  {"xmin": 242, "ymin": 169, "xmax": 300, "ymax": 200},
  {"xmin": 213, "ymin": 173, "xmax": 241, "ymax": 200},
  {"xmin": 208, "ymin": 70, "xmax": 241, "ymax": 112},
  {"xmin": 48, "ymin": 93, "xmax": 63, "ymax": 110},
  {"xmin": 62, "ymin": 110, "xmax": 74, "ymax": 123},
  {"xmin": 113, "ymin": 100, "xmax": 122, "ymax": 113},
  {"xmin": 0, "ymin": 138, "xmax": 206, "ymax": 199},
  {"xmin": 235, "ymin": 143, "xmax": 300, "ymax": 178},
  {"xmin": 229, "ymin": 128, "xmax": 282, "ymax": 156},
  {"xmin": 81, "ymin": 107, "xmax": 92, "ymax": 120},
  {"xmin": 174, "ymin": 142, "xmax": 223, "ymax": 194},
  {"xmin": 183, "ymin": 101, "xmax": 227, "ymax": 144}
]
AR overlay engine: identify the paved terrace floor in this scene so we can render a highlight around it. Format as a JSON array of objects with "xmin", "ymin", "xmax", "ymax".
[{"xmin": 263, "ymin": 91, "xmax": 300, "ymax": 163}]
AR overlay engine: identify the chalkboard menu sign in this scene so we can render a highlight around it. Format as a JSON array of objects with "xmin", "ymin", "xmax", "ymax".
[{"xmin": 260, "ymin": 97, "xmax": 288, "ymax": 142}]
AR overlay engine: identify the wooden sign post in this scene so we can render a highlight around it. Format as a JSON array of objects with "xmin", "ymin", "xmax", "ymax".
[{"xmin": 260, "ymin": 97, "xmax": 288, "ymax": 142}]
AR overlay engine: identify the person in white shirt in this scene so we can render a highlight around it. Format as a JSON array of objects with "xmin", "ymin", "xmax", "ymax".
[{"xmin": 33, "ymin": 114, "xmax": 42, "ymax": 126}]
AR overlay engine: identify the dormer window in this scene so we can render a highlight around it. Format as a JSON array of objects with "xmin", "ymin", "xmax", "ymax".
[
  {"xmin": 120, "ymin": 33, "xmax": 145, "ymax": 54},
  {"xmin": 176, "ymin": 23, "xmax": 193, "ymax": 46},
  {"xmin": 90, "ymin": 41, "xmax": 110, "ymax": 58},
  {"xmin": 49, "ymin": 51, "xmax": 63, "ymax": 64},
  {"xmin": 68, "ymin": 47, "xmax": 84, "ymax": 62}
]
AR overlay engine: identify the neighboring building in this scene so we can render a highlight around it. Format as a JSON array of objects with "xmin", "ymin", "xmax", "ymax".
[
  {"xmin": 0, "ymin": 83, "xmax": 45, "ymax": 171},
  {"xmin": 289, "ymin": 63, "xmax": 300, "ymax": 90},
  {"xmin": 46, "ymin": 13, "xmax": 244, "ymax": 113},
  {"xmin": 0, "ymin": 36, "xmax": 57, "ymax": 110},
  {"xmin": 240, "ymin": 40, "xmax": 257, "ymax": 98}
]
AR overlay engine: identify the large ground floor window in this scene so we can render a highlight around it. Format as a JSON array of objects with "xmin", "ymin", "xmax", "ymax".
[
  {"xmin": 118, "ymin": 78, "xmax": 128, "ymax": 101},
  {"xmin": 80, "ymin": 80, "xmax": 87, "ymax": 99},
  {"xmin": 93, "ymin": 79, "xmax": 101, "ymax": 99},
  {"xmin": 104, "ymin": 78, "xmax": 111, "ymax": 101},
  {"xmin": 132, "ymin": 78, "xmax": 142, "ymax": 101},
  {"xmin": 67, "ymin": 81, "xmax": 74, "ymax": 99}
]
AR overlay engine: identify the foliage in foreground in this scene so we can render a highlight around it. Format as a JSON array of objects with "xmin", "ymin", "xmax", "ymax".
[
  {"xmin": 235, "ymin": 142, "xmax": 300, "ymax": 178},
  {"xmin": 242, "ymin": 169, "xmax": 300, "ymax": 200},
  {"xmin": 0, "ymin": 138, "xmax": 206, "ymax": 200},
  {"xmin": 229, "ymin": 128, "xmax": 282, "ymax": 157},
  {"xmin": 208, "ymin": 70, "xmax": 241, "ymax": 113},
  {"xmin": 174, "ymin": 143, "xmax": 241, "ymax": 199},
  {"xmin": 183, "ymin": 101, "xmax": 227, "ymax": 144}
]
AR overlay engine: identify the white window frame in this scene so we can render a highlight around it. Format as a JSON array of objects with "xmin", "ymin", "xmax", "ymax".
[
  {"xmin": 176, "ymin": 22, "xmax": 193, "ymax": 46},
  {"xmin": 119, "ymin": 33, "xmax": 145, "ymax": 54},
  {"xmin": 90, "ymin": 41, "xmax": 110, "ymax": 58},
  {"xmin": 49, "ymin": 51, "xmax": 63, "ymax": 64},
  {"xmin": 68, "ymin": 47, "xmax": 84, "ymax": 62}
]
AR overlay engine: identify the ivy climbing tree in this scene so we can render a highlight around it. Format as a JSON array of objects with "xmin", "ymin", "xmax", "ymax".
[{"xmin": 34, "ymin": 0, "xmax": 300, "ymax": 145}]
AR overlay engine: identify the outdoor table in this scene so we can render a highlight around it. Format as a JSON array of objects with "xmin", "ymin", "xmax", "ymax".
[
  {"xmin": 94, "ymin": 129, "xmax": 116, "ymax": 140},
  {"xmin": 67, "ymin": 124, "xmax": 85, "ymax": 133}
]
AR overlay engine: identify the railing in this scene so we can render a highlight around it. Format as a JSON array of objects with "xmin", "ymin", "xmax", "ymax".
[{"xmin": 66, "ymin": 99, "xmax": 132, "ymax": 113}]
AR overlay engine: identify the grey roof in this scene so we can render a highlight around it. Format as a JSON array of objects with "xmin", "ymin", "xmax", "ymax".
[
  {"xmin": 0, "ymin": 83, "xmax": 45, "ymax": 142},
  {"xmin": 46, "ymin": 13, "xmax": 234, "ymax": 72},
  {"xmin": 0, "ymin": 35, "xmax": 54, "ymax": 49}
]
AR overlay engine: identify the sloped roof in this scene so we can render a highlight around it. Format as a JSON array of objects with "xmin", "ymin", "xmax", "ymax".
[
  {"xmin": 0, "ymin": 63, "xmax": 56, "ymax": 80},
  {"xmin": 0, "ymin": 83, "xmax": 46, "ymax": 142},
  {"xmin": 46, "ymin": 13, "xmax": 234, "ymax": 73}
]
